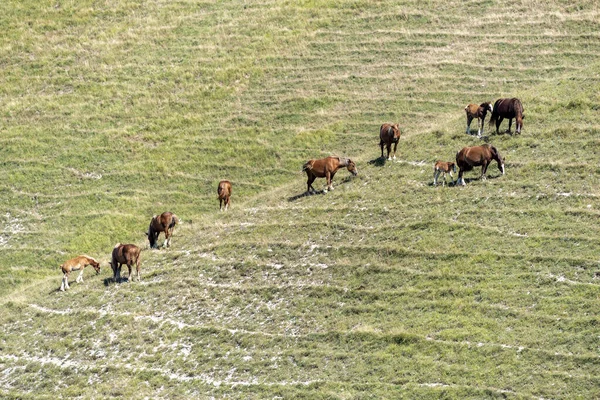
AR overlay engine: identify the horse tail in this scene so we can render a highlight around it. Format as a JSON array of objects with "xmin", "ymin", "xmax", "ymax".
[{"xmin": 302, "ymin": 160, "xmax": 313, "ymax": 172}]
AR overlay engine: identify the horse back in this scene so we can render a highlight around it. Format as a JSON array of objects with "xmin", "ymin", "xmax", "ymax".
[{"xmin": 218, "ymin": 180, "xmax": 231, "ymax": 198}]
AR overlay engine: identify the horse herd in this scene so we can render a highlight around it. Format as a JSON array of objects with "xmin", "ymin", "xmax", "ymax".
[{"xmin": 58, "ymin": 97, "xmax": 523, "ymax": 291}]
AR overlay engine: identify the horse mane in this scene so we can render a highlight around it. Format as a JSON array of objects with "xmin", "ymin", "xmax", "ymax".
[{"xmin": 113, "ymin": 243, "xmax": 121, "ymax": 249}]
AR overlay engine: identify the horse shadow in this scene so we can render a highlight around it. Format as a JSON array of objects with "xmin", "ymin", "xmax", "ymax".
[
  {"xmin": 367, "ymin": 157, "xmax": 387, "ymax": 167},
  {"xmin": 288, "ymin": 190, "xmax": 326, "ymax": 202},
  {"xmin": 103, "ymin": 276, "xmax": 133, "ymax": 286}
]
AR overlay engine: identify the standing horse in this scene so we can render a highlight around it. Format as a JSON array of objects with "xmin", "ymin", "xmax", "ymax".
[
  {"xmin": 379, "ymin": 123, "xmax": 401, "ymax": 160},
  {"xmin": 111, "ymin": 243, "xmax": 141, "ymax": 282},
  {"xmin": 433, "ymin": 161, "xmax": 456, "ymax": 187},
  {"xmin": 455, "ymin": 144, "xmax": 505, "ymax": 186},
  {"xmin": 147, "ymin": 212, "xmax": 179, "ymax": 249},
  {"xmin": 59, "ymin": 255, "xmax": 101, "ymax": 291},
  {"xmin": 217, "ymin": 180, "xmax": 232, "ymax": 211},
  {"xmin": 489, "ymin": 98, "xmax": 524, "ymax": 135},
  {"xmin": 302, "ymin": 156, "xmax": 358, "ymax": 194},
  {"xmin": 465, "ymin": 102, "xmax": 493, "ymax": 137}
]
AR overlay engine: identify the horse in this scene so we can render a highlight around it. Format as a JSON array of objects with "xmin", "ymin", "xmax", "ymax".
[
  {"xmin": 59, "ymin": 255, "xmax": 101, "ymax": 291},
  {"xmin": 110, "ymin": 243, "xmax": 141, "ymax": 282},
  {"xmin": 433, "ymin": 161, "xmax": 456, "ymax": 187},
  {"xmin": 302, "ymin": 156, "xmax": 358, "ymax": 194},
  {"xmin": 217, "ymin": 180, "xmax": 232, "ymax": 211},
  {"xmin": 379, "ymin": 123, "xmax": 401, "ymax": 160},
  {"xmin": 465, "ymin": 102, "xmax": 493, "ymax": 137},
  {"xmin": 147, "ymin": 212, "xmax": 179, "ymax": 249},
  {"xmin": 455, "ymin": 144, "xmax": 505, "ymax": 186},
  {"xmin": 489, "ymin": 98, "xmax": 524, "ymax": 135}
]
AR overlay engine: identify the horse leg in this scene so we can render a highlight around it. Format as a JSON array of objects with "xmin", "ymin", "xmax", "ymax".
[
  {"xmin": 324, "ymin": 171, "xmax": 331, "ymax": 192},
  {"xmin": 219, "ymin": 198, "xmax": 223, "ymax": 211},
  {"xmin": 433, "ymin": 169, "xmax": 439, "ymax": 186},
  {"xmin": 136, "ymin": 259, "xmax": 141, "ymax": 281},
  {"xmin": 496, "ymin": 117, "xmax": 503, "ymax": 134},
  {"xmin": 478, "ymin": 118, "xmax": 483, "ymax": 137},
  {"xmin": 392, "ymin": 142, "xmax": 398, "ymax": 160},
  {"xmin": 225, "ymin": 196, "xmax": 230, "ymax": 211},
  {"xmin": 307, "ymin": 175, "xmax": 316, "ymax": 194},
  {"xmin": 481, "ymin": 162, "xmax": 489, "ymax": 180},
  {"xmin": 466, "ymin": 116, "xmax": 473, "ymax": 135},
  {"xmin": 458, "ymin": 169, "xmax": 466, "ymax": 186},
  {"xmin": 380, "ymin": 140, "xmax": 384, "ymax": 159},
  {"xmin": 127, "ymin": 263, "xmax": 133, "ymax": 282},
  {"xmin": 61, "ymin": 273, "xmax": 68, "ymax": 291},
  {"xmin": 449, "ymin": 170, "xmax": 454, "ymax": 185},
  {"xmin": 441, "ymin": 172, "xmax": 447, "ymax": 187},
  {"xmin": 76, "ymin": 268, "xmax": 84, "ymax": 283},
  {"xmin": 507, "ymin": 118, "xmax": 513, "ymax": 135},
  {"xmin": 386, "ymin": 143, "xmax": 392, "ymax": 160}
]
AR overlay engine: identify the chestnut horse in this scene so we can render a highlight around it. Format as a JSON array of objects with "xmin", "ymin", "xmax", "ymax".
[
  {"xmin": 489, "ymin": 98, "xmax": 524, "ymax": 135},
  {"xmin": 465, "ymin": 102, "xmax": 493, "ymax": 137},
  {"xmin": 60, "ymin": 255, "xmax": 101, "ymax": 291},
  {"xmin": 379, "ymin": 123, "xmax": 401, "ymax": 160},
  {"xmin": 433, "ymin": 161, "xmax": 456, "ymax": 187},
  {"xmin": 111, "ymin": 243, "xmax": 141, "ymax": 282},
  {"xmin": 218, "ymin": 180, "xmax": 232, "ymax": 211},
  {"xmin": 147, "ymin": 212, "xmax": 179, "ymax": 249},
  {"xmin": 302, "ymin": 156, "xmax": 358, "ymax": 194},
  {"xmin": 455, "ymin": 144, "xmax": 505, "ymax": 186}
]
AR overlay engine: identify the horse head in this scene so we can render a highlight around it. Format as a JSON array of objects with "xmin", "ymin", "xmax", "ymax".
[
  {"xmin": 490, "ymin": 146, "xmax": 505, "ymax": 175},
  {"xmin": 345, "ymin": 159, "xmax": 358, "ymax": 176},
  {"xmin": 91, "ymin": 260, "xmax": 101, "ymax": 275},
  {"xmin": 390, "ymin": 124, "xmax": 401, "ymax": 142}
]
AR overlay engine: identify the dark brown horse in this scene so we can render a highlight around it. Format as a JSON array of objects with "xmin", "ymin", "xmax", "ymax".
[
  {"xmin": 217, "ymin": 180, "xmax": 232, "ymax": 211},
  {"xmin": 147, "ymin": 212, "xmax": 179, "ymax": 249},
  {"xmin": 465, "ymin": 102, "xmax": 493, "ymax": 137},
  {"xmin": 302, "ymin": 156, "xmax": 358, "ymax": 194},
  {"xmin": 489, "ymin": 98, "xmax": 524, "ymax": 135},
  {"xmin": 455, "ymin": 144, "xmax": 505, "ymax": 186},
  {"xmin": 59, "ymin": 255, "xmax": 101, "ymax": 291},
  {"xmin": 111, "ymin": 243, "xmax": 141, "ymax": 282},
  {"xmin": 379, "ymin": 123, "xmax": 401, "ymax": 160}
]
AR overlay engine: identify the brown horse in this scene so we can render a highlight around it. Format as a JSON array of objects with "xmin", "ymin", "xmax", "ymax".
[
  {"xmin": 455, "ymin": 144, "xmax": 505, "ymax": 186},
  {"xmin": 302, "ymin": 156, "xmax": 358, "ymax": 194},
  {"xmin": 465, "ymin": 102, "xmax": 493, "ymax": 137},
  {"xmin": 379, "ymin": 123, "xmax": 401, "ymax": 160},
  {"xmin": 111, "ymin": 243, "xmax": 141, "ymax": 282},
  {"xmin": 433, "ymin": 161, "xmax": 456, "ymax": 187},
  {"xmin": 59, "ymin": 255, "xmax": 101, "ymax": 291},
  {"xmin": 147, "ymin": 212, "xmax": 179, "ymax": 249},
  {"xmin": 489, "ymin": 98, "xmax": 524, "ymax": 135},
  {"xmin": 217, "ymin": 180, "xmax": 232, "ymax": 211}
]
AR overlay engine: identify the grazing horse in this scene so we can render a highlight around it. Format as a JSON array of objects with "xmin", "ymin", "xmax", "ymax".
[
  {"xmin": 465, "ymin": 102, "xmax": 493, "ymax": 137},
  {"xmin": 217, "ymin": 180, "xmax": 232, "ymax": 211},
  {"xmin": 433, "ymin": 161, "xmax": 456, "ymax": 187},
  {"xmin": 455, "ymin": 144, "xmax": 505, "ymax": 186},
  {"xmin": 111, "ymin": 243, "xmax": 141, "ymax": 282},
  {"xmin": 489, "ymin": 98, "xmax": 524, "ymax": 135},
  {"xmin": 59, "ymin": 255, "xmax": 101, "ymax": 291},
  {"xmin": 379, "ymin": 123, "xmax": 401, "ymax": 160},
  {"xmin": 302, "ymin": 156, "xmax": 358, "ymax": 194},
  {"xmin": 147, "ymin": 212, "xmax": 179, "ymax": 249}
]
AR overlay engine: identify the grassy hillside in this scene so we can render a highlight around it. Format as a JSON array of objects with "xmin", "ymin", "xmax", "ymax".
[{"xmin": 1, "ymin": 0, "xmax": 600, "ymax": 398}]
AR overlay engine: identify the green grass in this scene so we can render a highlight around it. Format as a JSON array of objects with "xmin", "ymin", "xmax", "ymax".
[{"xmin": 1, "ymin": 0, "xmax": 600, "ymax": 398}]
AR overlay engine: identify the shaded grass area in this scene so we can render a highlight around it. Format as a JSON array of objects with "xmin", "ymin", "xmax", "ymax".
[{"xmin": 1, "ymin": 0, "xmax": 600, "ymax": 398}]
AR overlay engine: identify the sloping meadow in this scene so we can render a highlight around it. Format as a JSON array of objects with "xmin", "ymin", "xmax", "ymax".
[{"xmin": 1, "ymin": 0, "xmax": 600, "ymax": 398}]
